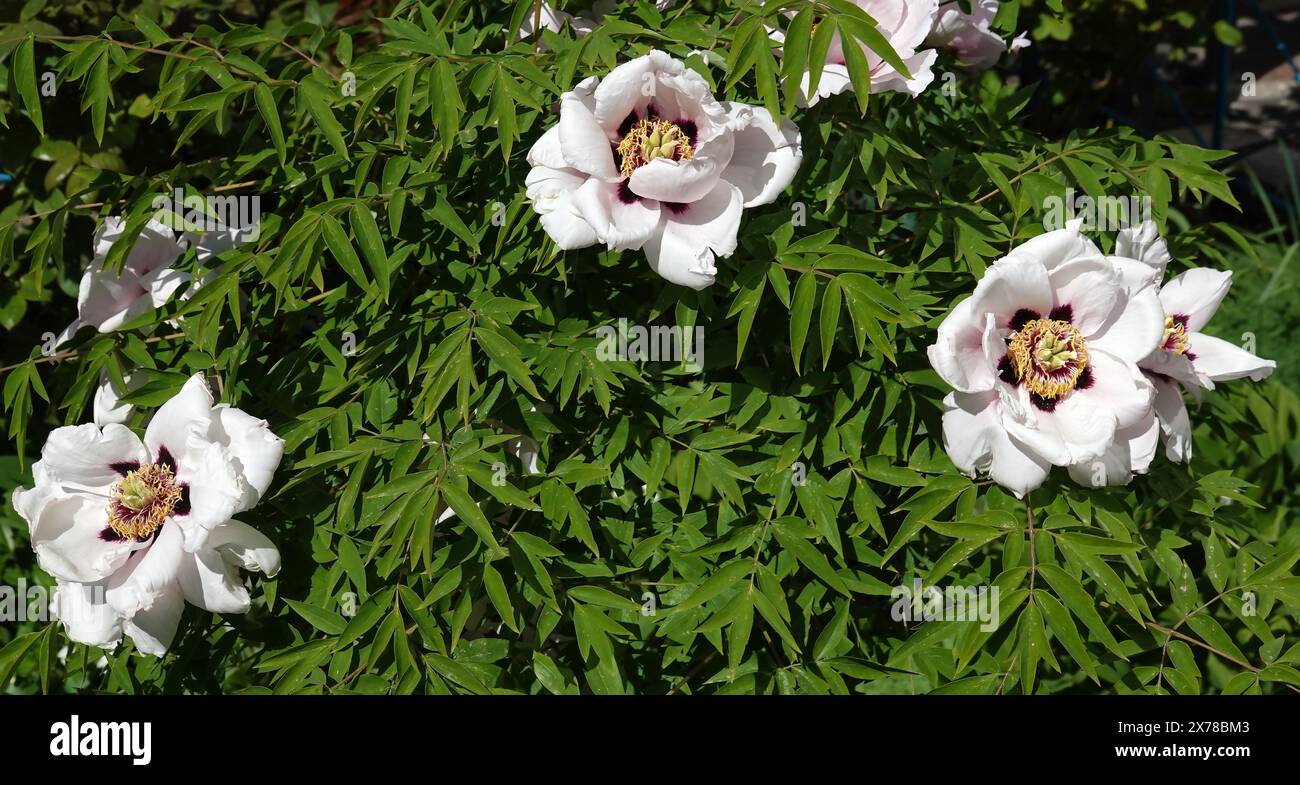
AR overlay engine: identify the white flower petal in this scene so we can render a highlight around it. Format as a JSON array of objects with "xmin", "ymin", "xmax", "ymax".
[
  {"xmin": 1188, "ymin": 332, "xmax": 1276, "ymax": 383},
  {"xmin": 208, "ymin": 404, "xmax": 284, "ymax": 511},
  {"xmin": 526, "ymin": 166, "xmax": 600, "ymax": 250},
  {"xmin": 52, "ymin": 581, "xmax": 123, "ymax": 651},
  {"xmin": 941, "ymin": 390, "xmax": 1051, "ymax": 498},
  {"xmin": 174, "ymin": 436, "xmax": 243, "ymax": 551},
  {"xmin": 968, "ymin": 255, "xmax": 1054, "ymax": 328},
  {"xmin": 30, "ymin": 491, "xmax": 141, "ymax": 583},
  {"xmin": 627, "ymin": 148, "xmax": 729, "ymax": 205},
  {"xmin": 570, "ymin": 177, "xmax": 662, "ymax": 251},
  {"xmin": 1115, "ymin": 220, "xmax": 1171, "ymax": 276},
  {"xmin": 93, "ymin": 372, "xmax": 141, "ymax": 427},
  {"xmin": 1071, "ymin": 348, "xmax": 1154, "ymax": 430},
  {"xmin": 120, "ymin": 579, "xmax": 184, "ymax": 657},
  {"xmin": 719, "ymin": 102, "xmax": 802, "ymax": 207},
  {"xmin": 1002, "ymin": 223, "xmax": 1104, "ymax": 272},
  {"xmin": 1158, "ymin": 268, "xmax": 1233, "ymax": 332},
  {"xmin": 179, "ymin": 547, "xmax": 251, "ymax": 614},
  {"xmin": 208, "ymin": 518, "xmax": 281, "ymax": 578},
  {"xmin": 1067, "ymin": 410, "xmax": 1159, "ymax": 487},
  {"xmin": 1047, "ymin": 256, "xmax": 1120, "ymax": 335},
  {"xmin": 143, "ymin": 373, "xmax": 214, "ymax": 466},
  {"xmin": 1151, "ymin": 375, "xmax": 1192, "ymax": 461},
  {"xmin": 38, "ymin": 423, "xmax": 148, "ymax": 492},
  {"xmin": 795, "ymin": 64, "xmax": 852, "ymax": 108},
  {"xmin": 642, "ymin": 181, "xmax": 744, "ymax": 289},
  {"xmin": 526, "ymin": 124, "xmax": 567, "ymax": 170},
  {"xmin": 559, "ymin": 79, "xmax": 620, "ymax": 179},
  {"xmin": 106, "ymin": 522, "xmax": 186, "ymax": 619},
  {"xmin": 592, "ymin": 50, "xmax": 680, "ymax": 132},
  {"xmin": 927, "ymin": 298, "xmax": 998, "ymax": 393},
  {"xmin": 1088, "ymin": 286, "xmax": 1165, "ymax": 365}
]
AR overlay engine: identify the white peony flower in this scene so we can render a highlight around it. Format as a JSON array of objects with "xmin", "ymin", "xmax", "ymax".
[
  {"xmin": 1118, "ymin": 222, "xmax": 1274, "ymax": 464},
  {"xmin": 926, "ymin": 1, "xmax": 1030, "ymax": 72},
  {"xmin": 11, "ymin": 373, "xmax": 284, "ymax": 656},
  {"xmin": 518, "ymin": 0, "xmax": 676, "ymax": 40},
  {"xmin": 928, "ymin": 222, "xmax": 1165, "ymax": 497},
  {"xmin": 526, "ymin": 50, "xmax": 802, "ymax": 289},
  {"xmin": 776, "ymin": 0, "xmax": 940, "ymax": 106}
]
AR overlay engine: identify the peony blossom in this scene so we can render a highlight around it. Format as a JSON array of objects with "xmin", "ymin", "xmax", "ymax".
[
  {"xmin": 11, "ymin": 374, "xmax": 284, "ymax": 656},
  {"xmin": 58, "ymin": 217, "xmax": 246, "ymax": 348},
  {"xmin": 526, "ymin": 50, "xmax": 802, "ymax": 289},
  {"xmin": 928, "ymin": 222, "xmax": 1165, "ymax": 497},
  {"xmin": 777, "ymin": 0, "xmax": 939, "ymax": 106},
  {"xmin": 59, "ymin": 217, "xmax": 190, "ymax": 346},
  {"xmin": 1079, "ymin": 222, "xmax": 1275, "ymax": 474},
  {"xmin": 518, "ymin": 1, "xmax": 677, "ymax": 41},
  {"xmin": 926, "ymin": 1, "xmax": 1030, "ymax": 71}
]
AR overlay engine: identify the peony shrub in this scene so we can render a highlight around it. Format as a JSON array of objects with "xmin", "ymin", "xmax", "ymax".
[{"xmin": 0, "ymin": 0, "xmax": 1297, "ymax": 695}]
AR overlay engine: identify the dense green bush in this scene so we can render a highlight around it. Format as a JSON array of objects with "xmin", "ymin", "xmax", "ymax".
[{"xmin": 1, "ymin": 0, "xmax": 1297, "ymax": 695}]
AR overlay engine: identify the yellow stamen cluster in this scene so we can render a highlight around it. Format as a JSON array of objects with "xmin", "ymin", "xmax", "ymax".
[
  {"xmin": 107, "ymin": 463, "xmax": 182, "ymax": 540},
  {"xmin": 1162, "ymin": 314, "xmax": 1190, "ymax": 355},
  {"xmin": 616, "ymin": 118, "xmax": 694, "ymax": 177},
  {"xmin": 1008, "ymin": 318, "xmax": 1090, "ymax": 399}
]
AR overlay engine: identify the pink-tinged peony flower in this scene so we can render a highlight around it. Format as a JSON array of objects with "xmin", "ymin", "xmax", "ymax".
[
  {"xmin": 928, "ymin": 222, "xmax": 1165, "ymax": 497},
  {"xmin": 776, "ymin": 0, "xmax": 940, "ymax": 106},
  {"xmin": 59, "ymin": 217, "xmax": 246, "ymax": 348},
  {"xmin": 59, "ymin": 217, "xmax": 190, "ymax": 345},
  {"xmin": 11, "ymin": 374, "xmax": 283, "ymax": 656},
  {"xmin": 526, "ymin": 50, "xmax": 802, "ymax": 289},
  {"xmin": 926, "ymin": 0, "xmax": 1030, "ymax": 72}
]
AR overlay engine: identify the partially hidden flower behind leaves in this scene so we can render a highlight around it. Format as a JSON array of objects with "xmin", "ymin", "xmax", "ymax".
[
  {"xmin": 926, "ymin": 0, "xmax": 1031, "ymax": 72},
  {"xmin": 10, "ymin": 374, "xmax": 284, "ymax": 657},
  {"xmin": 65, "ymin": 216, "xmax": 251, "ymax": 425},
  {"xmin": 773, "ymin": 0, "xmax": 941, "ymax": 107},
  {"xmin": 525, "ymin": 49, "xmax": 802, "ymax": 289}
]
